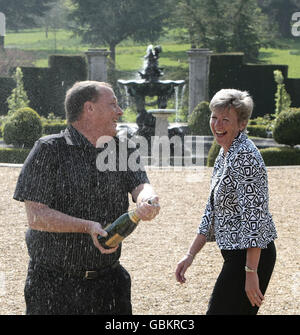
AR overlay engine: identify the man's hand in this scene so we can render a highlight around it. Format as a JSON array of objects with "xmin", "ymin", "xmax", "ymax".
[
  {"xmin": 136, "ymin": 196, "xmax": 160, "ymax": 221},
  {"xmin": 131, "ymin": 184, "xmax": 160, "ymax": 221},
  {"xmin": 87, "ymin": 221, "xmax": 119, "ymax": 254}
]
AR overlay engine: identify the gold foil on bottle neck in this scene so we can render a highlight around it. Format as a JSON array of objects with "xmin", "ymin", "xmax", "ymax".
[{"xmin": 128, "ymin": 210, "xmax": 140, "ymax": 224}]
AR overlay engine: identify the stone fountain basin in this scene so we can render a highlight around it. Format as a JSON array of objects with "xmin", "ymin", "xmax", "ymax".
[
  {"xmin": 118, "ymin": 79, "xmax": 185, "ymax": 97},
  {"xmin": 147, "ymin": 109, "xmax": 176, "ymax": 117}
]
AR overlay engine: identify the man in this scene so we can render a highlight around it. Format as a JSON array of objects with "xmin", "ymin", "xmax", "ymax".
[{"xmin": 13, "ymin": 81, "xmax": 160, "ymax": 315}]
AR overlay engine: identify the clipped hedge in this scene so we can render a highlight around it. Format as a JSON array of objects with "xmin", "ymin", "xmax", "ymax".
[
  {"xmin": 209, "ymin": 53, "xmax": 244, "ymax": 98},
  {"xmin": 43, "ymin": 121, "xmax": 67, "ymax": 135},
  {"xmin": 207, "ymin": 141, "xmax": 300, "ymax": 167},
  {"xmin": 286, "ymin": 78, "xmax": 300, "ymax": 108},
  {"xmin": 2, "ymin": 55, "xmax": 88, "ymax": 118},
  {"xmin": 48, "ymin": 55, "xmax": 88, "ymax": 118},
  {"xmin": 0, "ymin": 147, "xmax": 31, "ymax": 164},
  {"xmin": 20, "ymin": 67, "xmax": 50, "ymax": 117},
  {"xmin": 49, "ymin": 55, "xmax": 87, "ymax": 81},
  {"xmin": 246, "ymin": 125, "xmax": 268, "ymax": 138},
  {"xmin": 260, "ymin": 147, "xmax": 300, "ymax": 166},
  {"xmin": 209, "ymin": 53, "xmax": 289, "ymax": 118},
  {"xmin": 1, "ymin": 144, "xmax": 300, "ymax": 166}
]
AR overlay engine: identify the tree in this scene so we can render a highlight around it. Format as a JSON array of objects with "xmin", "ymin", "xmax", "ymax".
[
  {"xmin": 168, "ymin": 0, "xmax": 209, "ymax": 48},
  {"xmin": 201, "ymin": 0, "xmax": 233, "ymax": 52},
  {"xmin": 69, "ymin": 0, "xmax": 170, "ymax": 69},
  {"xmin": 231, "ymin": 0, "xmax": 265, "ymax": 62},
  {"xmin": 170, "ymin": 0, "xmax": 235, "ymax": 50},
  {"xmin": 258, "ymin": 0, "xmax": 300, "ymax": 38},
  {"xmin": 34, "ymin": 0, "xmax": 70, "ymax": 38},
  {"xmin": 170, "ymin": 0, "xmax": 269, "ymax": 62},
  {"xmin": 0, "ymin": 0, "xmax": 54, "ymax": 31}
]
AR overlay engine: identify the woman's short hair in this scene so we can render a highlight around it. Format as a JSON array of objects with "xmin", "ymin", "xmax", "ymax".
[
  {"xmin": 65, "ymin": 81, "xmax": 112, "ymax": 123},
  {"xmin": 209, "ymin": 89, "xmax": 254, "ymax": 123}
]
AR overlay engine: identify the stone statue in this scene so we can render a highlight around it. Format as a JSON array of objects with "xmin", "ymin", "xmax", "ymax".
[{"xmin": 138, "ymin": 45, "xmax": 164, "ymax": 82}]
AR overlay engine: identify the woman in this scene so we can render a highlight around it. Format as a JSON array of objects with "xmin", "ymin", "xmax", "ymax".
[{"xmin": 176, "ymin": 89, "xmax": 277, "ymax": 315}]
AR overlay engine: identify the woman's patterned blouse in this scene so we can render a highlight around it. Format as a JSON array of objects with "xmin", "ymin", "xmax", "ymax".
[{"xmin": 198, "ymin": 132, "xmax": 277, "ymax": 250}]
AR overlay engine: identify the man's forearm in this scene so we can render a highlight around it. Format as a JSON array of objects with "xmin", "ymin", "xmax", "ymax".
[{"xmin": 25, "ymin": 200, "xmax": 94, "ymax": 233}]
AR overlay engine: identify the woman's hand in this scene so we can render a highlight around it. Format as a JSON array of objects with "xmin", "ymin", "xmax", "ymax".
[
  {"xmin": 245, "ymin": 272, "xmax": 264, "ymax": 307},
  {"xmin": 245, "ymin": 248, "xmax": 263, "ymax": 307},
  {"xmin": 175, "ymin": 254, "xmax": 194, "ymax": 284},
  {"xmin": 175, "ymin": 234, "xmax": 206, "ymax": 284}
]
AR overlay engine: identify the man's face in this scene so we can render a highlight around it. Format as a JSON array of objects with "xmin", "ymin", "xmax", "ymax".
[{"xmin": 89, "ymin": 87, "xmax": 123, "ymax": 138}]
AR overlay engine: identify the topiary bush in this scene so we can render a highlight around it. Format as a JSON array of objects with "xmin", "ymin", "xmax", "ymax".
[
  {"xmin": 274, "ymin": 69, "xmax": 291, "ymax": 116},
  {"xmin": 207, "ymin": 139, "xmax": 221, "ymax": 167},
  {"xmin": 6, "ymin": 67, "xmax": 30, "ymax": 116},
  {"xmin": 273, "ymin": 108, "xmax": 300, "ymax": 147},
  {"xmin": 188, "ymin": 101, "xmax": 212, "ymax": 135},
  {"xmin": 3, "ymin": 107, "xmax": 43, "ymax": 148}
]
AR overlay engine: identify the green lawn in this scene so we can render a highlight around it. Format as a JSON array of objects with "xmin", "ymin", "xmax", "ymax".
[
  {"xmin": 5, "ymin": 29, "xmax": 190, "ymax": 72},
  {"xmin": 4, "ymin": 29, "xmax": 300, "ymax": 78},
  {"xmin": 259, "ymin": 47, "xmax": 300, "ymax": 78},
  {"xmin": 6, "ymin": 29, "xmax": 86, "ymax": 51},
  {"xmin": 5, "ymin": 29, "xmax": 89, "ymax": 67}
]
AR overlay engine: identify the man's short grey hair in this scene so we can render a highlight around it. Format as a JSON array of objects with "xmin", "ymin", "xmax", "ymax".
[
  {"xmin": 65, "ymin": 81, "xmax": 112, "ymax": 124},
  {"xmin": 209, "ymin": 89, "xmax": 254, "ymax": 123}
]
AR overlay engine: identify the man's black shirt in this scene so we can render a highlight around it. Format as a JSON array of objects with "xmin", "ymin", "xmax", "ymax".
[{"xmin": 13, "ymin": 125, "xmax": 149, "ymax": 272}]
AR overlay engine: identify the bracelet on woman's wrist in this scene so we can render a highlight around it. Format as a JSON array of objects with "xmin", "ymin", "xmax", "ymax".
[
  {"xmin": 245, "ymin": 265, "xmax": 257, "ymax": 273},
  {"xmin": 186, "ymin": 252, "xmax": 195, "ymax": 259}
]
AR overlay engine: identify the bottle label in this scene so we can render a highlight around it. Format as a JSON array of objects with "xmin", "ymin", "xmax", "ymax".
[{"xmin": 105, "ymin": 233, "xmax": 124, "ymax": 248}]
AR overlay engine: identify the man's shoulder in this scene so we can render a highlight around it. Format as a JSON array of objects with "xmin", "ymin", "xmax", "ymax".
[{"xmin": 38, "ymin": 130, "xmax": 68, "ymax": 146}]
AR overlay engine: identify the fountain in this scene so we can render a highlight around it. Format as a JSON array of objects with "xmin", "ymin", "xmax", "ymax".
[
  {"xmin": 118, "ymin": 45, "xmax": 204, "ymax": 167},
  {"xmin": 118, "ymin": 45, "xmax": 185, "ymax": 142}
]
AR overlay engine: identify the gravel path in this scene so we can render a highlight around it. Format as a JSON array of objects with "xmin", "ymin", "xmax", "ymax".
[{"xmin": 0, "ymin": 165, "xmax": 299, "ymax": 315}]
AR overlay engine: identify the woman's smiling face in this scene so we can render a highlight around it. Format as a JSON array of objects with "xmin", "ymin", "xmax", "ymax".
[{"xmin": 210, "ymin": 106, "xmax": 247, "ymax": 154}]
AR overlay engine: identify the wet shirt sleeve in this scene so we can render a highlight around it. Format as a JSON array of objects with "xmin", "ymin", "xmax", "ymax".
[
  {"xmin": 13, "ymin": 140, "xmax": 57, "ymax": 207},
  {"xmin": 126, "ymin": 169, "xmax": 150, "ymax": 195},
  {"xmin": 125, "ymin": 146, "xmax": 150, "ymax": 195}
]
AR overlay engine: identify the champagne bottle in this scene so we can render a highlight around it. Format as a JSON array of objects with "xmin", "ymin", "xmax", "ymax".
[
  {"xmin": 98, "ymin": 198, "xmax": 157, "ymax": 249},
  {"xmin": 98, "ymin": 210, "xmax": 141, "ymax": 249}
]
